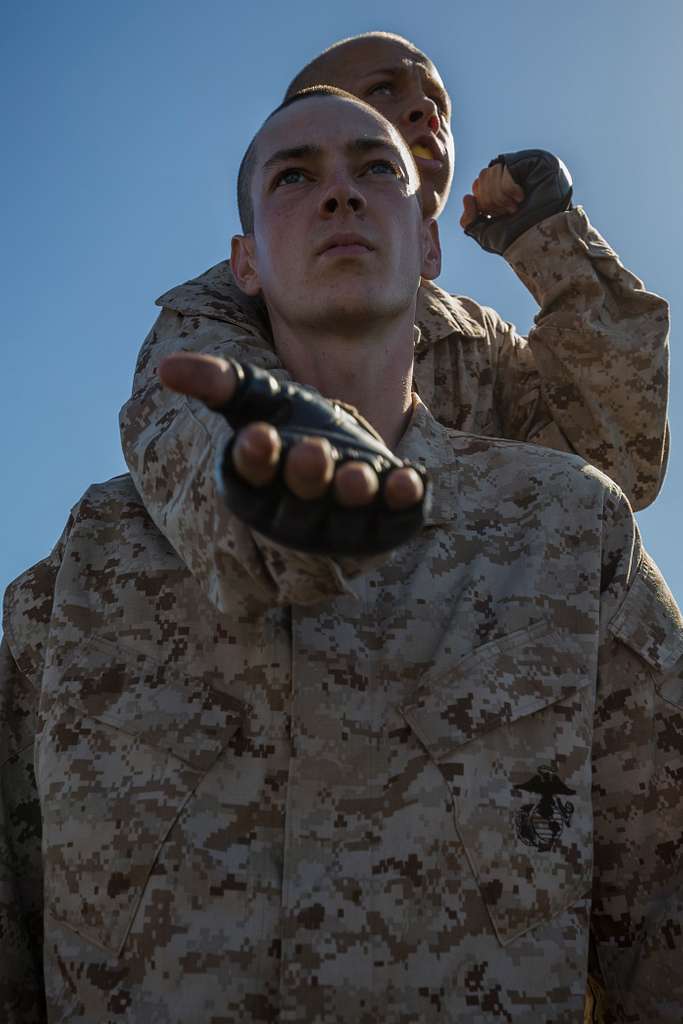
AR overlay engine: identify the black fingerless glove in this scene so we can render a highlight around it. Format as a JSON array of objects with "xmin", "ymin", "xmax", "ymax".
[
  {"xmin": 465, "ymin": 149, "xmax": 573, "ymax": 255},
  {"xmin": 213, "ymin": 361, "xmax": 430, "ymax": 556}
]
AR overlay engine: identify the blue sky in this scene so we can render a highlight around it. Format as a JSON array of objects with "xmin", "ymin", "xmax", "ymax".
[{"xmin": 2, "ymin": 0, "xmax": 681, "ymax": 607}]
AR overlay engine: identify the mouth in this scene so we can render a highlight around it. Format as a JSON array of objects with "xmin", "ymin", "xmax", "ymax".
[
  {"xmin": 409, "ymin": 136, "xmax": 445, "ymax": 170},
  {"xmin": 317, "ymin": 235, "xmax": 375, "ymax": 257}
]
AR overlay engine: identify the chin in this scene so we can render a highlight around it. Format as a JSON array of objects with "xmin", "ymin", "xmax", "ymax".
[
  {"xmin": 421, "ymin": 183, "xmax": 446, "ymax": 219},
  {"xmin": 314, "ymin": 293, "xmax": 412, "ymax": 331}
]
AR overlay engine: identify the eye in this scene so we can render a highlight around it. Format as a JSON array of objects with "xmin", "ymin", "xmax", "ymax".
[
  {"xmin": 431, "ymin": 96, "xmax": 450, "ymax": 120},
  {"xmin": 273, "ymin": 168, "xmax": 307, "ymax": 187},
  {"xmin": 365, "ymin": 159, "xmax": 402, "ymax": 178},
  {"xmin": 366, "ymin": 81, "xmax": 394, "ymax": 98}
]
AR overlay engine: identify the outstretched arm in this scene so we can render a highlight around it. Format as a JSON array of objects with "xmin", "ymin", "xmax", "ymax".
[
  {"xmin": 159, "ymin": 352, "xmax": 426, "ymax": 554},
  {"xmin": 122, "ymin": 343, "xmax": 426, "ymax": 612}
]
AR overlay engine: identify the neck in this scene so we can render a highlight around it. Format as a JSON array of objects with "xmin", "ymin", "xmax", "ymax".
[{"xmin": 271, "ymin": 309, "xmax": 416, "ymax": 450}]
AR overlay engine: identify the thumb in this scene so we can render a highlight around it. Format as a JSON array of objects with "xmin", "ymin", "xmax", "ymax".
[
  {"xmin": 460, "ymin": 193, "xmax": 480, "ymax": 229},
  {"xmin": 158, "ymin": 352, "xmax": 237, "ymax": 409}
]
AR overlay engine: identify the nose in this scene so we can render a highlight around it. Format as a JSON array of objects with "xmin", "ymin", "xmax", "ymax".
[
  {"xmin": 404, "ymin": 93, "xmax": 440, "ymax": 131},
  {"xmin": 319, "ymin": 177, "xmax": 366, "ymax": 217}
]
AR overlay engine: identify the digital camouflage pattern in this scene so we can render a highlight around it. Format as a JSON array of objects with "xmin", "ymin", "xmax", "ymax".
[
  {"xmin": 123, "ymin": 205, "xmax": 670, "ymax": 527},
  {"xmin": 2, "ymin": 399, "xmax": 683, "ymax": 1022}
]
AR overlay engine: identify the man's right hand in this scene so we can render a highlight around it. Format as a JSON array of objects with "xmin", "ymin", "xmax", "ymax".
[{"xmin": 159, "ymin": 353, "xmax": 428, "ymax": 555}]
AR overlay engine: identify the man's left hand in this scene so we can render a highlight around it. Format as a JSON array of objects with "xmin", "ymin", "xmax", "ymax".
[{"xmin": 460, "ymin": 149, "xmax": 574, "ymax": 255}]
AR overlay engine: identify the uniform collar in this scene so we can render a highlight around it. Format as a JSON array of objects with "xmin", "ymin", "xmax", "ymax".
[
  {"xmin": 156, "ymin": 261, "xmax": 485, "ymax": 347},
  {"xmin": 415, "ymin": 278, "xmax": 486, "ymax": 347}
]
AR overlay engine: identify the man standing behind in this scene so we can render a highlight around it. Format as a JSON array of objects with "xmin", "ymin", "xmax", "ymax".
[
  {"xmin": 2, "ymin": 88, "xmax": 681, "ymax": 1023},
  {"xmin": 120, "ymin": 32, "xmax": 670, "ymax": 626}
]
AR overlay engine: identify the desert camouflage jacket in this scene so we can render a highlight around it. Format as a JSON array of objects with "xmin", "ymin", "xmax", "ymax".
[
  {"xmin": 122, "ymin": 206, "xmax": 670, "ymax": 523},
  {"xmin": 2, "ymin": 401, "xmax": 682, "ymax": 1022}
]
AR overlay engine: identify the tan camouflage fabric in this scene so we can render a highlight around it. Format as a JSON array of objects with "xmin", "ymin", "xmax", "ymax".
[
  {"xmin": 2, "ymin": 399, "xmax": 683, "ymax": 1022},
  {"xmin": 123, "ymin": 205, "xmax": 670, "ymax": 530}
]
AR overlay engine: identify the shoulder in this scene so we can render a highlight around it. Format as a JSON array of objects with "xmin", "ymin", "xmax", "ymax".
[
  {"xmin": 416, "ymin": 280, "xmax": 516, "ymax": 349},
  {"xmin": 70, "ymin": 472, "xmax": 146, "ymax": 525},
  {"xmin": 447, "ymin": 425, "xmax": 624, "ymax": 505},
  {"xmin": 155, "ymin": 260, "xmax": 271, "ymax": 339},
  {"xmin": 69, "ymin": 474, "xmax": 179, "ymax": 561}
]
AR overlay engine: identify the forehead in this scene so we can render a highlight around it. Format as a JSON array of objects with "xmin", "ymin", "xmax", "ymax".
[
  {"xmin": 257, "ymin": 96, "xmax": 405, "ymax": 165},
  {"xmin": 330, "ymin": 38, "xmax": 446, "ymax": 92}
]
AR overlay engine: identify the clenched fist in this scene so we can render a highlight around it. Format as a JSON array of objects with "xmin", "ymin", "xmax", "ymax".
[
  {"xmin": 460, "ymin": 149, "xmax": 573, "ymax": 255},
  {"xmin": 460, "ymin": 162, "xmax": 525, "ymax": 228}
]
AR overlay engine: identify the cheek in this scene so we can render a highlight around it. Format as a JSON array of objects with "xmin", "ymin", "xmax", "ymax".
[{"xmin": 365, "ymin": 97, "xmax": 403, "ymax": 133}]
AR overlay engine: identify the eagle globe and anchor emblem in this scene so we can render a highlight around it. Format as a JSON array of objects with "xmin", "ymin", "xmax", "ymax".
[{"xmin": 514, "ymin": 764, "xmax": 576, "ymax": 853}]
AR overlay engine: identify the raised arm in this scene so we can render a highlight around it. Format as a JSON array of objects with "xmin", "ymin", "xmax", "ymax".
[{"xmin": 460, "ymin": 151, "xmax": 669, "ymax": 510}]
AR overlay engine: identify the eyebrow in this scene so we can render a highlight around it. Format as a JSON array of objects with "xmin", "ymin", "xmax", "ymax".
[
  {"xmin": 361, "ymin": 64, "xmax": 451, "ymax": 112},
  {"xmin": 261, "ymin": 137, "xmax": 403, "ymax": 172}
]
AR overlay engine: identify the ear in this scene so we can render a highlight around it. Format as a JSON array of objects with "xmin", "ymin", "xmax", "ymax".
[
  {"xmin": 230, "ymin": 234, "xmax": 262, "ymax": 296},
  {"xmin": 420, "ymin": 218, "xmax": 442, "ymax": 281}
]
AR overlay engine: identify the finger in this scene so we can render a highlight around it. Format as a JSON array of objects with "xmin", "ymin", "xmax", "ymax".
[
  {"xmin": 159, "ymin": 352, "xmax": 237, "ymax": 409},
  {"xmin": 283, "ymin": 438, "xmax": 335, "ymax": 500},
  {"xmin": 501, "ymin": 166, "xmax": 525, "ymax": 203},
  {"xmin": 333, "ymin": 461, "xmax": 379, "ymax": 507},
  {"xmin": 232, "ymin": 423, "xmax": 281, "ymax": 486},
  {"xmin": 475, "ymin": 166, "xmax": 513, "ymax": 214},
  {"xmin": 383, "ymin": 467, "xmax": 424, "ymax": 510},
  {"xmin": 460, "ymin": 193, "xmax": 480, "ymax": 228},
  {"xmin": 472, "ymin": 165, "xmax": 500, "ymax": 208}
]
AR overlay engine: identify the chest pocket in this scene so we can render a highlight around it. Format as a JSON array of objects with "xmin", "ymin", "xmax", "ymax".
[
  {"xmin": 401, "ymin": 620, "xmax": 595, "ymax": 945},
  {"xmin": 36, "ymin": 636, "xmax": 245, "ymax": 956}
]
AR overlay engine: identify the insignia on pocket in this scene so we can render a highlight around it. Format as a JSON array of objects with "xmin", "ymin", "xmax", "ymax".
[{"xmin": 513, "ymin": 764, "xmax": 576, "ymax": 853}]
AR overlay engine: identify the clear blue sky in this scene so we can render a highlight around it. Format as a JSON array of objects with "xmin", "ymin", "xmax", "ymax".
[{"xmin": 2, "ymin": 0, "xmax": 681, "ymax": 608}]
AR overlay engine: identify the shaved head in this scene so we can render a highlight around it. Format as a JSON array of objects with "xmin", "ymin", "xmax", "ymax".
[
  {"xmin": 236, "ymin": 86, "xmax": 412, "ymax": 235},
  {"xmin": 285, "ymin": 32, "xmax": 431, "ymax": 98},
  {"xmin": 277, "ymin": 31, "xmax": 453, "ymax": 218},
  {"xmin": 235, "ymin": 30, "xmax": 454, "ymax": 226}
]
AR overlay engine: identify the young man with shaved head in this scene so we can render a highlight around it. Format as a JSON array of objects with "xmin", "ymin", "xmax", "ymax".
[{"xmin": 2, "ymin": 86, "xmax": 681, "ymax": 1023}]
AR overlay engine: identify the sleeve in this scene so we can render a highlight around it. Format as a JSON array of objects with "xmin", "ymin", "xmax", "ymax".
[
  {"xmin": 0, "ymin": 513, "xmax": 71, "ymax": 1024},
  {"xmin": 490, "ymin": 206, "xmax": 670, "ymax": 511},
  {"xmin": 590, "ymin": 491, "xmax": 683, "ymax": 1021},
  {"xmin": 119, "ymin": 309, "xmax": 388, "ymax": 613},
  {"xmin": 0, "ymin": 641, "xmax": 46, "ymax": 1024}
]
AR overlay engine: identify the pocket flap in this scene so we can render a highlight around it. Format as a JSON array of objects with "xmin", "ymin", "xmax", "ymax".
[
  {"xmin": 401, "ymin": 621, "xmax": 594, "ymax": 946},
  {"xmin": 49, "ymin": 636, "xmax": 245, "ymax": 772},
  {"xmin": 402, "ymin": 620, "xmax": 591, "ymax": 758}
]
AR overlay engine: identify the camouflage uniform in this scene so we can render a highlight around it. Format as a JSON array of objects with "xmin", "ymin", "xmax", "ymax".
[
  {"xmin": 124, "ymin": 206, "xmax": 670, "ymax": 528},
  {"xmin": 2, "ymin": 398, "xmax": 682, "ymax": 1022}
]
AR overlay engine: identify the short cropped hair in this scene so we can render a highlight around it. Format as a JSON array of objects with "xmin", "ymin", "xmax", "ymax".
[
  {"xmin": 284, "ymin": 32, "xmax": 430, "ymax": 98},
  {"xmin": 236, "ymin": 86, "xmax": 380, "ymax": 235}
]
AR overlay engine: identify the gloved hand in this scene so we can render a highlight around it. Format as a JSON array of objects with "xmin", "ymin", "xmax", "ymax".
[
  {"xmin": 213, "ymin": 360, "xmax": 430, "ymax": 556},
  {"xmin": 463, "ymin": 149, "xmax": 573, "ymax": 255}
]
